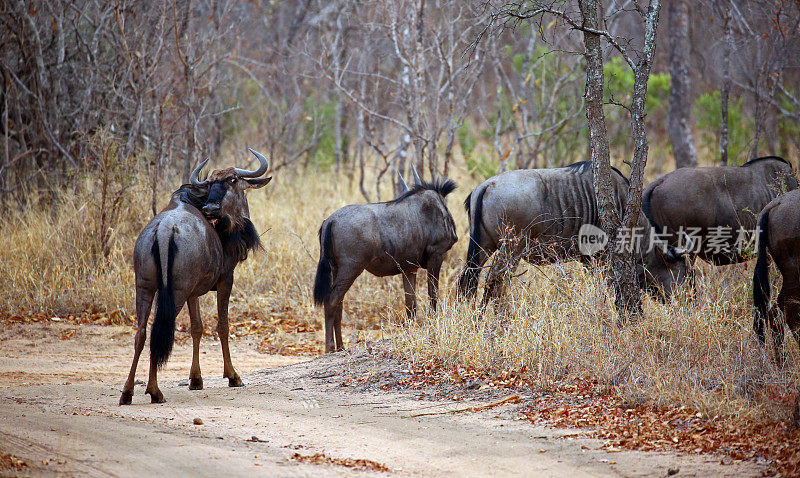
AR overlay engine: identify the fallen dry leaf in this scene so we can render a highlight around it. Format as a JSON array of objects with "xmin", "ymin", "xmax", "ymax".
[{"xmin": 290, "ymin": 452, "xmax": 390, "ymax": 472}]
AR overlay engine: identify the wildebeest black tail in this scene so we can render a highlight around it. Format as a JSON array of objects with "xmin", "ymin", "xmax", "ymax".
[
  {"xmin": 753, "ymin": 210, "xmax": 771, "ymax": 345},
  {"xmin": 458, "ymin": 187, "xmax": 487, "ymax": 299},
  {"xmin": 313, "ymin": 221, "xmax": 334, "ymax": 306},
  {"xmin": 150, "ymin": 233, "xmax": 178, "ymax": 369}
]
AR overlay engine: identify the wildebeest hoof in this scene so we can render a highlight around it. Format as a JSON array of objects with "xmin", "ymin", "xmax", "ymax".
[
  {"xmin": 119, "ymin": 390, "xmax": 133, "ymax": 405},
  {"xmin": 228, "ymin": 375, "xmax": 243, "ymax": 387},
  {"xmin": 189, "ymin": 377, "xmax": 203, "ymax": 390},
  {"xmin": 146, "ymin": 390, "xmax": 165, "ymax": 403}
]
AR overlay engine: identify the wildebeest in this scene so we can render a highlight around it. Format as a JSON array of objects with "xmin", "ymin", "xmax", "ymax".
[
  {"xmin": 120, "ymin": 148, "xmax": 271, "ymax": 405},
  {"xmin": 752, "ymin": 189, "xmax": 800, "ymax": 361},
  {"xmin": 643, "ymin": 156, "xmax": 797, "ymax": 265},
  {"xmin": 458, "ymin": 161, "xmax": 690, "ymax": 304},
  {"xmin": 313, "ymin": 172, "xmax": 458, "ymax": 353}
]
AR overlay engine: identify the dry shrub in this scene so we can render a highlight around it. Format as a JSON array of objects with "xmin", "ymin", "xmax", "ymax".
[
  {"xmin": 0, "ymin": 162, "xmax": 420, "ymax": 338},
  {"xmin": 0, "ymin": 133, "xmax": 151, "ymax": 320},
  {"xmin": 396, "ymin": 256, "xmax": 800, "ymax": 421}
]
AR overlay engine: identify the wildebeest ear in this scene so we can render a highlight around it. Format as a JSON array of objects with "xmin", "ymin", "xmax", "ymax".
[{"xmin": 245, "ymin": 176, "xmax": 272, "ymax": 189}]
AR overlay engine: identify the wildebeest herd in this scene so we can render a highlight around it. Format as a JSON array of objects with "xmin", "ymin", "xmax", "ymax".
[{"xmin": 121, "ymin": 149, "xmax": 799, "ymax": 404}]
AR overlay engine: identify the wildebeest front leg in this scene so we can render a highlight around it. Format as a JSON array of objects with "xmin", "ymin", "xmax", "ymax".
[
  {"xmin": 216, "ymin": 277, "xmax": 243, "ymax": 387},
  {"xmin": 401, "ymin": 270, "xmax": 417, "ymax": 321},
  {"xmin": 120, "ymin": 288, "xmax": 153, "ymax": 405},
  {"xmin": 187, "ymin": 296, "xmax": 203, "ymax": 390},
  {"xmin": 427, "ymin": 257, "xmax": 444, "ymax": 315}
]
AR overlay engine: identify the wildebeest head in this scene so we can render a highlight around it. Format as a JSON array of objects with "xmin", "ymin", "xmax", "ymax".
[
  {"xmin": 394, "ymin": 164, "xmax": 458, "ymax": 244},
  {"xmin": 189, "ymin": 148, "xmax": 272, "ymax": 234},
  {"xmin": 640, "ymin": 243, "xmax": 690, "ymax": 299}
]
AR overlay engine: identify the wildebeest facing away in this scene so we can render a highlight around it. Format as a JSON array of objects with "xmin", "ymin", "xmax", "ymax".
[
  {"xmin": 458, "ymin": 161, "xmax": 690, "ymax": 304},
  {"xmin": 752, "ymin": 189, "xmax": 800, "ymax": 361},
  {"xmin": 120, "ymin": 148, "xmax": 271, "ymax": 405},
  {"xmin": 643, "ymin": 156, "xmax": 797, "ymax": 265},
  {"xmin": 313, "ymin": 172, "xmax": 458, "ymax": 353}
]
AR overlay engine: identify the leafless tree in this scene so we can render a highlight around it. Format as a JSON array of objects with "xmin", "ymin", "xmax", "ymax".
[
  {"xmin": 495, "ymin": 0, "xmax": 663, "ymax": 318},
  {"xmin": 715, "ymin": 0, "xmax": 733, "ymax": 165},
  {"xmin": 667, "ymin": 0, "xmax": 697, "ymax": 169},
  {"xmin": 317, "ymin": 0, "xmax": 489, "ymax": 197},
  {"xmin": 3, "ymin": 0, "xmax": 798, "ymax": 216}
]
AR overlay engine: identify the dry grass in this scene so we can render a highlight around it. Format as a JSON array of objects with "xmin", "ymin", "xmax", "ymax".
[
  {"xmin": 0, "ymin": 165, "xmax": 430, "ymax": 344},
  {"xmin": 0, "ymin": 156, "xmax": 797, "ymax": 423},
  {"xmin": 396, "ymin": 258, "xmax": 800, "ymax": 421}
]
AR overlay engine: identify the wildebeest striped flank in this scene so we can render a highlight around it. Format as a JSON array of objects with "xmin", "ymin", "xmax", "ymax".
[{"xmin": 458, "ymin": 161, "xmax": 690, "ymax": 304}]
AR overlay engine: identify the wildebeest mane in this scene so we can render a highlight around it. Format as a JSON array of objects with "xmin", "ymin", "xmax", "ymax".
[
  {"xmin": 218, "ymin": 217, "xmax": 263, "ymax": 262},
  {"xmin": 741, "ymin": 155, "xmax": 791, "ymax": 168},
  {"xmin": 564, "ymin": 160, "xmax": 630, "ymax": 185},
  {"xmin": 389, "ymin": 177, "xmax": 457, "ymax": 203},
  {"xmin": 175, "ymin": 183, "xmax": 209, "ymax": 210}
]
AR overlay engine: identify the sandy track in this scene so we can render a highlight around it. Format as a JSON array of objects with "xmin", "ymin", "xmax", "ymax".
[{"xmin": 0, "ymin": 322, "xmax": 762, "ymax": 477}]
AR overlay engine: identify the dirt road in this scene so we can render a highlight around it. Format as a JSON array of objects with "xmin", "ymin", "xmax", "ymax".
[{"xmin": 0, "ymin": 322, "xmax": 762, "ymax": 476}]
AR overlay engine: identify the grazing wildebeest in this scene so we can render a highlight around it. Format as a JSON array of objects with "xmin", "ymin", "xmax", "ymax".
[
  {"xmin": 313, "ymin": 172, "xmax": 458, "ymax": 353},
  {"xmin": 752, "ymin": 189, "xmax": 800, "ymax": 361},
  {"xmin": 120, "ymin": 148, "xmax": 271, "ymax": 405},
  {"xmin": 643, "ymin": 156, "xmax": 797, "ymax": 265},
  {"xmin": 458, "ymin": 161, "xmax": 690, "ymax": 304}
]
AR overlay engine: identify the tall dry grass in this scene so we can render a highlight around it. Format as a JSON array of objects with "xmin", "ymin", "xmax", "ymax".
[
  {"xmin": 395, "ymin": 257, "xmax": 800, "ymax": 420},
  {"xmin": 0, "ymin": 154, "xmax": 796, "ymax": 420},
  {"xmin": 0, "ymin": 163, "xmax": 458, "ymax": 336}
]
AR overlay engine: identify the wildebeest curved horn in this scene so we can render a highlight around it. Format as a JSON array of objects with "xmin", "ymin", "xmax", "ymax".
[
  {"xmin": 234, "ymin": 148, "xmax": 270, "ymax": 178},
  {"xmin": 680, "ymin": 232, "xmax": 695, "ymax": 254},
  {"xmin": 190, "ymin": 157, "xmax": 210, "ymax": 186},
  {"xmin": 398, "ymin": 172, "xmax": 410, "ymax": 193},
  {"xmin": 411, "ymin": 162, "xmax": 422, "ymax": 185}
]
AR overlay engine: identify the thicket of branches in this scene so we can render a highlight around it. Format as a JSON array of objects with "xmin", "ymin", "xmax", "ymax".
[{"xmin": 1, "ymin": 0, "xmax": 799, "ymax": 209}]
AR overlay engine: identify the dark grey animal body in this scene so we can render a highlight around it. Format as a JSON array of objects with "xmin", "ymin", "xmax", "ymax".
[
  {"xmin": 313, "ymin": 178, "xmax": 458, "ymax": 353},
  {"xmin": 120, "ymin": 149, "xmax": 271, "ymax": 405},
  {"xmin": 458, "ymin": 162, "xmax": 689, "ymax": 302},
  {"xmin": 643, "ymin": 156, "xmax": 797, "ymax": 265},
  {"xmin": 752, "ymin": 189, "xmax": 800, "ymax": 361}
]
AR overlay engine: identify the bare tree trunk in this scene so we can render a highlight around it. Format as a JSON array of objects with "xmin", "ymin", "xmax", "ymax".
[
  {"xmin": 2, "ymin": 71, "xmax": 8, "ymax": 195},
  {"xmin": 392, "ymin": 134, "xmax": 411, "ymax": 197},
  {"xmin": 614, "ymin": 0, "xmax": 662, "ymax": 320},
  {"xmin": 749, "ymin": 68, "xmax": 778, "ymax": 159},
  {"xmin": 175, "ymin": 1, "xmax": 194, "ymax": 179},
  {"xmin": 667, "ymin": 0, "xmax": 697, "ymax": 169},
  {"xmin": 719, "ymin": 2, "xmax": 732, "ymax": 165},
  {"xmin": 332, "ymin": 9, "xmax": 346, "ymax": 174},
  {"xmin": 579, "ymin": 0, "xmax": 662, "ymax": 320},
  {"xmin": 578, "ymin": 0, "xmax": 618, "ymax": 240},
  {"xmin": 751, "ymin": 78, "xmax": 762, "ymax": 158},
  {"xmin": 763, "ymin": 70, "xmax": 779, "ymax": 156},
  {"xmin": 412, "ymin": 0, "xmax": 428, "ymax": 175}
]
